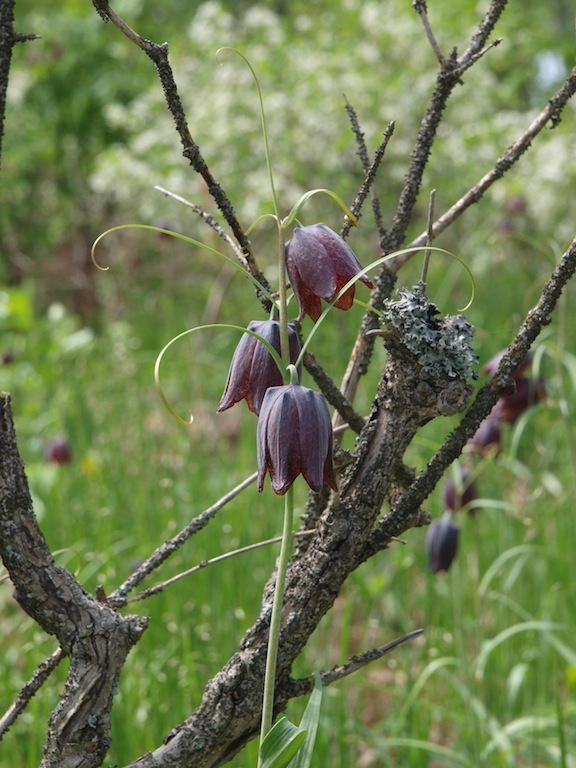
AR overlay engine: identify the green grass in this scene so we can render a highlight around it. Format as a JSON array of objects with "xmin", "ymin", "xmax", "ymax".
[{"xmin": 1, "ymin": 228, "xmax": 576, "ymax": 768}]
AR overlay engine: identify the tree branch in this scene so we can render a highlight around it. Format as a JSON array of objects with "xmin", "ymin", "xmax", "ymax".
[
  {"xmin": 398, "ymin": 64, "xmax": 576, "ymax": 258},
  {"xmin": 363, "ymin": 231, "xmax": 576, "ymax": 558},
  {"xmin": 0, "ymin": 0, "xmax": 39, "ymax": 178},
  {"xmin": 337, "ymin": 3, "xmax": 575, "ymax": 428},
  {"xmin": 108, "ymin": 471, "xmax": 258, "ymax": 606},
  {"xmin": 91, "ymin": 0, "xmax": 272, "ymax": 301},
  {"xmin": 0, "ymin": 647, "xmax": 65, "ymax": 740},
  {"xmin": 288, "ymin": 628, "xmax": 424, "ymax": 695},
  {"xmin": 340, "ymin": 102, "xmax": 394, "ymax": 240},
  {"xmin": 0, "ymin": 395, "xmax": 148, "ymax": 768}
]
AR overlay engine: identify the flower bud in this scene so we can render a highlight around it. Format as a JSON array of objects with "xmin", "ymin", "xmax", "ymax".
[
  {"xmin": 217, "ymin": 320, "xmax": 301, "ymax": 416},
  {"xmin": 427, "ymin": 513, "xmax": 459, "ymax": 573},
  {"xmin": 257, "ymin": 384, "xmax": 337, "ymax": 495},
  {"xmin": 285, "ymin": 223, "xmax": 372, "ymax": 322}
]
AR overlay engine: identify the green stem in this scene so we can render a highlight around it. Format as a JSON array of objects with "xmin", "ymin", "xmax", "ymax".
[
  {"xmin": 277, "ymin": 224, "xmax": 290, "ymax": 376},
  {"xmin": 258, "ymin": 488, "xmax": 294, "ymax": 762}
]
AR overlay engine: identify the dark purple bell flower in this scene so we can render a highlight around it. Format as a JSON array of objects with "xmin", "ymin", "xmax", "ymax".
[
  {"xmin": 427, "ymin": 513, "xmax": 459, "ymax": 574},
  {"xmin": 482, "ymin": 349, "xmax": 531, "ymax": 382},
  {"xmin": 45, "ymin": 437, "xmax": 73, "ymax": 465},
  {"xmin": 442, "ymin": 469, "xmax": 477, "ymax": 514},
  {"xmin": 285, "ymin": 223, "xmax": 373, "ymax": 322},
  {"xmin": 493, "ymin": 376, "xmax": 546, "ymax": 425},
  {"xmin": 217, "ymin": 320, "xmax": 301, "ymax": 416},
  {"xmin": 466, "ymin": 415, "xmax": 502, "ymax": 456},
  {"xmin": 257, "ymin": 384, "xmax": 337, "ymax": 495}
]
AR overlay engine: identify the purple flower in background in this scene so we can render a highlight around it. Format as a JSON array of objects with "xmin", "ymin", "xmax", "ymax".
[
  {"xmin": 427, "ymin": 513, "xmax": 459, "ymax": 573},
  {"xmin": 285, "ymin": 223, "xmax": 373, "ymax": 322},
  {"xmin": 257, "ymin": 384, "xmax": 337, "ymax": 495},
  {"xmin": 442, "ymin": 469, "xmax": 478, "ymax": 514},
  {"xmin": 45, "ymin": 437, "xmax": 73, "ymax": 465},
  {"xmin": 493, "ymin": 376, "xmax": 546, "ymax": 425},
  {"xmin": 217, "ymin": 320, "xmax": 301, "ymax": 416},
  {"xmin": 482, "ymin": 349, "xmax": 532, "ymax": 381},
  {"xmin": 467, "ymin": 415, "xmax": 502, "ymax": 456}
]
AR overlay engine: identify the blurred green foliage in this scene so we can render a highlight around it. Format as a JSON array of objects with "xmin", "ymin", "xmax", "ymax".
[{"xmin": 2, "ymin": 0, "xmax": 575, "ymax": 302}]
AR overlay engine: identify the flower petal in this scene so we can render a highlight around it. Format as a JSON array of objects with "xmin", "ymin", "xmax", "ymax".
[
  {"xmin": 286, "ymin": 227, "xmax": 338, "ymax": 300},
  {"xmin": 217, "ymin": 329, "xmax": 257, "ymax": 412}
]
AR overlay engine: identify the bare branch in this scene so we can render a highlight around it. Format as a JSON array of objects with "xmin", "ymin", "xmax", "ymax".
[
  {"xmin": 284, "ymin": 629, "xmax": 424, "ymax": 702},
  {"xmin": 337, "ymin": 49, "xmax": 576, "ymax": 428},
  {"xmin": 124, "ymin": 530, "xmax": 315, "ymax": 606},
  {"xmin": 0, "ymin": 0, "xmax": 35, "ymax": 176},
  {"xmin": 397, "ymin": 64, "xmax": 576, "ymax": 260},
  {"xmin": 412, "ymin": 0, "xmax": 446, "ymax": 66},
  {"xmin": 108, "ymin": 471, "xmax": 258, "ymax": 607},
  {"xmin": 0, "ymin": 395, "xmax": 148, "ymax": 767},
  {"xmin": 363, "ymin": 232, "xmax": 576, "ymax": 558},
  {"xmin": 154, "ymin": 186, "xmax": 248, "ymax": 266},
  {"xmin": 340, "ymin": 107, "xmax": 394, "ymax": 240},
  {"xmin": 91, "ymin": 1, "xmax": 273, "ymax": 302},
  {"xmin": 458, "ymin": 0, "xmax": 508, "ymax": 69},
  {"xmin": 0, "ymin": 647, "xmax": 65, "ymax": 740},
  {"xmin": 316, "ymin": 629, "xmax": 423, "ymax": 687}
]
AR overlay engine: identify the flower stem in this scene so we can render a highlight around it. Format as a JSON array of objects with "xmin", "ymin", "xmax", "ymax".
[
  {"xmin": 258, "ymin": 487, "xmax": 294, "ymax": 762},
  {"xmin": 277, "ymin": 224, "xmax": 290, "ymax": 376}
]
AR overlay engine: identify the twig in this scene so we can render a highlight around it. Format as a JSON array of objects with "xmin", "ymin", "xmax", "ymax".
[
  {"xmin": 460, "ymin": 37, "xmax": 502, "ymax": 70},
  {"xmin": 0, "ymin": 647, "xmax": 65, "ymax": 740},
  {"xmin": 458, "ymin": 0, "xmax": 508, "ymax": 69},
  {"xmin": 286, "ymin": 628, "xmax": 424, "ymax": 698},
  {"xmin": 394, "ymin": 64, "xmax": 576, "ymax": 264},
  {"xmin": 344, "ymin": 95, "xmax": 371, "ymax": 172},
  {"xmin": 363, "ymin": 231, "xmax": 576, "ymax": 557},
  {"xmin": 419, "ymin": 188, "xmax": 436, "ymax": 288},
  {"xmin": 381, "ymin": 1, "xmax": 508, "ymax": 261},
  {"xmin": 322, "ymin": 628, "xmax": 424, "ymax": 685},
  {"xmin": 123, "ymin": 530, "xmax": 315, "ymax": 606},
  {"xmin": 154, "ymin": 185, "xmax": 248, "ymax": 266},
  {"xmin": 0, "ymin": 0, "xmax": 35, "ymax": 176},
  {"xmin": 412, "ymin": 0, "xmax": 446, "ymax": 66},
  {"xmin": 108, "ymin": 471, "xmax": 258, "ymax": 606},
  {"xmin": 341, "ymin": 108, "xmax": 394, "ymax": 240},
  {"xmin": 91, "ymin": 1, "xmax": 273, "ymax": 299}
]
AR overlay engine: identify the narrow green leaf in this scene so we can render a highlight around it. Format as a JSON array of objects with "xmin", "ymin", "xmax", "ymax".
[
  {"xmin": 259, "ymin": 717, "xmax": 307, "ymax": 768},
  {"xmin": 475, "ymin": 621, "xmax": 565, "ymax": 678},
  {"xmin": 289, "ymin": 672, "xmax": 323, "ymax": 768}
]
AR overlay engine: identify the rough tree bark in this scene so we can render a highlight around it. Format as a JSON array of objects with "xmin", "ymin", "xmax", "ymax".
[{"xmin": 1, "ymin": 1, "xmax": 576, "ymax": 767}]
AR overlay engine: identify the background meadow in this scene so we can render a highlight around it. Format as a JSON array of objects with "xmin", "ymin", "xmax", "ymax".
[{"xmin": 1, "ymin": 1, "xmax": 576, "ymax": 765}]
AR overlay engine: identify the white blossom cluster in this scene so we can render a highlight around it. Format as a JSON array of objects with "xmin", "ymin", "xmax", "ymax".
[{"xmin": 87, "ymin": 0, "xmax": 575, "ymax": 252}]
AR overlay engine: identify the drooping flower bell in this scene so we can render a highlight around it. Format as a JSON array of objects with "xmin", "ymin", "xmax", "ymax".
[
  {"xmin": 482, "ymin": 349, "xmax": 532, "ymax": 380},
  {"xmin": 466, "ymin": 415, "xmax": 502, "ymax": 456},
  {"xmin": 493, "ymin": 376, "xmax": 546, "ymax": 425},
  {"xmin": 285, "ymin": 223, "xmax": 373, "ymax": 322},
  {"xmin": 257, "ymin": 384, "xmax": 337, "ymax": 495},
  {"xmin": 426, "ymin": 512, "xmax": 459, "ymax": 574},
  {"xmin": 441, "ymin": 468, "xmax": 478, "ymax": 514},
  {"xmin": 217, "ymin": 320, "xmax": 301, "ymax": 416}
]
